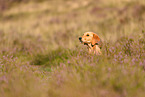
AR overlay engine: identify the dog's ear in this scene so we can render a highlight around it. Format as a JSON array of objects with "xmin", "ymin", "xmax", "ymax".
[{"xmin": 92, "ymin": 33, "xmax": 100, "ymax": 45}]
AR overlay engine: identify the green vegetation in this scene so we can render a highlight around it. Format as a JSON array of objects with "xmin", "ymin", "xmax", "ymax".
[{"xmin": 0, "ymin": 0, "xmax": 145, "ymax": 97}]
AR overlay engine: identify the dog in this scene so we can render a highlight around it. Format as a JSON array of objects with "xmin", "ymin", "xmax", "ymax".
[{"xmin": 79, "ymin": 32, "xmax": 102, "ymax": 55}]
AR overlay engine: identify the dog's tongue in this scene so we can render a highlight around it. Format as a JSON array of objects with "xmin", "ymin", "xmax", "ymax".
[{"xmin": 79, "ymin": 41, "xmax": 83, "ymax": 43}]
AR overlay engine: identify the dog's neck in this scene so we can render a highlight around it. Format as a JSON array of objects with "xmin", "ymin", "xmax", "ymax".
[
  {"xmin": 91, "ymin": 43, "xmax": 99, "ymax": 47},
  {"xmin": 85, "ymin": 43, "xmax": 98, "ymax": 48},
  {"xmin": 87, "ymin": 43, "xmax": 93, "ymax": 49}
]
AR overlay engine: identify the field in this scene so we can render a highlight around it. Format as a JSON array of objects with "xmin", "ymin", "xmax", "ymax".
[{"xmin": 0, "ymin": 0, "xmax": 145, "ymax": 97}]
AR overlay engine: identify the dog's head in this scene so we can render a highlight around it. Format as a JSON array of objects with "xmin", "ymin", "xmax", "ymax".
[{"xmin": 79, "ymin": 32, "xmax": 101, "ymax": 46}]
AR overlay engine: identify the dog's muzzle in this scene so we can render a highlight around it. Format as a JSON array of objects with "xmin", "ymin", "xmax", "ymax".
[{"xmin": 79, "ymin": 37, "xmax": 83, "ymax": 43}]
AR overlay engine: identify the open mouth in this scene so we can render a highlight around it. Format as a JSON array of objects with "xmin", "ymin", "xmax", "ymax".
[
  {"xmin": 79, "ymin": 40, "xmax": 83, "ymax": 43},
  {"xmin": 84, "ymin": 43, "xmax": 88, "ymax": 45}
]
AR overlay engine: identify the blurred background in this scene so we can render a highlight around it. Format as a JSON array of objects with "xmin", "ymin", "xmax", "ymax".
[{"xmin": 0, "ymin": 0, "xmax": 145, "ymax": 50}]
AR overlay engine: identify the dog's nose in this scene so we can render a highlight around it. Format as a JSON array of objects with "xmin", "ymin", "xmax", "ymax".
[{"xmin": 79, "ymin": 37, "xmax": 82, "ymax": 40}]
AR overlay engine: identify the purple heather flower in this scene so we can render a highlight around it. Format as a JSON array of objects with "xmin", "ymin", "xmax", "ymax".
[
  {"xmin": 112, "ymin": 47, "xmax": 115, "ymax": 49},
  {"xmin": 124, "ymin": 59, "xmax": 128, "ymax": 63},
  {"xmin": 114, "ymin": 55, "xmax": 117, "ymax": 58},
  {"xmin": 0, "ymin": 76, "xmax": 8, "ymax": 83},
  {"xmin": 135, "ymin": 59, "xmax": 138, "ymax": 62},
  {"xmin": 108, "ymin": 67, "xmax": 111, "ymax": 71},
  {"xmin": 139, "ymin": 62, "xmax": 143, "ymax": 66},
  {"xmin": 0, "ymin": 64, "xmax": 4, "ymax": 66},
  {"xmin": 109, "ymin": 48, "xmax": 112, "ymax": 52},
  {"xmin": 119, "ymin": 51, "xmax": 122, "ymax": 55},
  {"xmin": 144, "ymin": 60, "xmax": 145, "ymax": 64},
  {"xmin": 114, "ymin": 58, "xmax": 117, "ymax": 62},
  {"xmin": 90, "ymin": 63, "xmax": 95, "ymax": 66},
  {"xmin": 60, "ymin": 63, "xmax": 63, "ymax": 67},
  {"xmin": 67, "ymin": 60, "xmax": 70, "ymax": 64},
  {"xmin": 131, "ymin": 58, "xmax": 135, "ymax": 65},
  {"xmin": 120, "ymin": 61, "xmax": 123, "ymax": 64}
]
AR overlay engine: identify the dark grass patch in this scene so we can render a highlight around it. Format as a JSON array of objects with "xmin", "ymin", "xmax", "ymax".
[
  {"xmin": 2, "ymin": 12, "xmax": 31, "ymax": 21},
  {"xmin": 31, "ymin": 48, "xmax": 76, "ymax": 66},
  {"xmin": 0, "ymin": 0, "xmax": 45, "ymax": 11}
]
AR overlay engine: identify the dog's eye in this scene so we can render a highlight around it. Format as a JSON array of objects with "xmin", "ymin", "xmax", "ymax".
[{"xmin": 87, "ymin": 34, "xmax": 89, "ymax": 36}]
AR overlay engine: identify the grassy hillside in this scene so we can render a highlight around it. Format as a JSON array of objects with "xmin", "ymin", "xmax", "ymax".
[{"xmin": 0, "ymin": 0, "xmax": 145, "ymax": 97}]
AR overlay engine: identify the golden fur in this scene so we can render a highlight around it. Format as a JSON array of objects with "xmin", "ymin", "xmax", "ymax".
[{"xmin": 79, "ymin": 32, "xmax": 102, "ymax": 55}]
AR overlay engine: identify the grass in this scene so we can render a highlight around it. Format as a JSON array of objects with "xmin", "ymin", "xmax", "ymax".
[{"xmin": 0, "ymin": 0, "xmax": 145, "ymax": 97}]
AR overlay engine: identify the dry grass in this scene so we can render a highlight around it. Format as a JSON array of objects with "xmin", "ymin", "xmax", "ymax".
[{"xmin": 0, "ymin": 0, "xmax": 145, "ymax": 97}]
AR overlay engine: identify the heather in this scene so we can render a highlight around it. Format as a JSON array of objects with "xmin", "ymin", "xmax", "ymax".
[{"xmin": 0, "ymin": 0, "xmax": 145, "ymax": 97}]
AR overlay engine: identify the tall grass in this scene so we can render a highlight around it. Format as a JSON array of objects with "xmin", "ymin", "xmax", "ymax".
[{"xmin": 0, "ymin": 0, "xmax": 145, "ymax": 97}]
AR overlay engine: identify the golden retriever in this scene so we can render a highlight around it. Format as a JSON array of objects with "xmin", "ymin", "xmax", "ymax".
[{"xmin": 79, "ymin": 32, "xmax": 102, "ymax": 55}]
